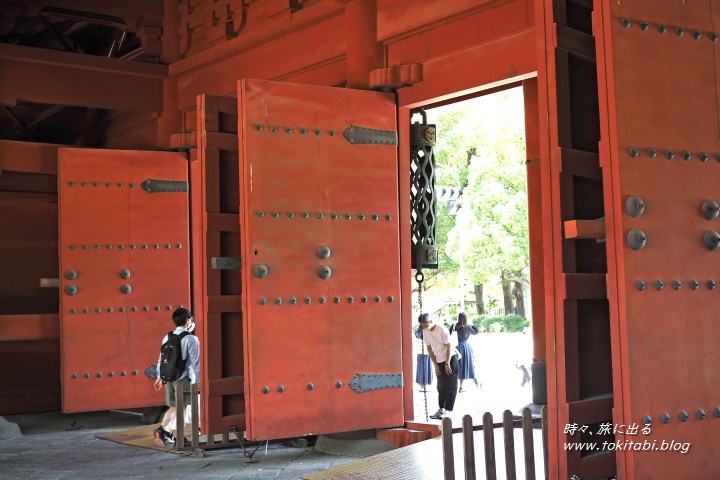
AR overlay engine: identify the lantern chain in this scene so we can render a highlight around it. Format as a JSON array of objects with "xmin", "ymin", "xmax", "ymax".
[{"xmin": 416, "ymin": 269, "xmax": 429, "ymax": 422}]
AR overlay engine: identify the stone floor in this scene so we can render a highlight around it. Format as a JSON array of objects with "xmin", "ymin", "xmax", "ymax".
[{"xmin": 0, "ymin": 411, "xmax": 362, "ymax": 480}]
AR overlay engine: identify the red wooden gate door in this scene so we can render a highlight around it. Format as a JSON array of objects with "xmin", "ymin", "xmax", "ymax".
[
  {"xmin": 59, "ymin": 148, "xmax": 190, "ymax": 413},
  {"xmin": 238, "ymin": 79, "xmax": 403, "ymax": 440},
  {"xmin": 596, "ymin": 1, "xmax": 720, "ymax": 478}
]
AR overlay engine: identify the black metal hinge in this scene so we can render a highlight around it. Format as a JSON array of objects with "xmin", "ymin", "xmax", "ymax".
[
  {"xmin": 141, "ymin": 179, "xmax": 189, "ymax": 193},
  {"xmin": 348, "ymin": 372, "xmax": 403, "ymax": 393},
  {"xmin": 342, "ymin": 125, "xmax": 398, "ymax": 145}
]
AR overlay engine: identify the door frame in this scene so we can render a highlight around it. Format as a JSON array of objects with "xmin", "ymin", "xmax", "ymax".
[{"xmin": 394, "ymin": 28, "xmax": 542, "ymax": 422}]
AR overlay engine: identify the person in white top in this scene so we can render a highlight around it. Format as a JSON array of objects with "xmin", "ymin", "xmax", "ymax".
[{"xmin": 419, "ymin": 313, "xmax": 459, "ymax": 419}]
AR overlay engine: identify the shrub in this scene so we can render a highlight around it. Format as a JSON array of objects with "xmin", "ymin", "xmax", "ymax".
[
  {"xmin": 502, "ymin": 314, "xmax": 530, "ymax": 333},
  {"xmin": 471, "ymin": 316, "xmax": 486, "ymax": 328},
  {"xmin": 472, "ymin": 314, "xmax": 530, "ymax": 333}
]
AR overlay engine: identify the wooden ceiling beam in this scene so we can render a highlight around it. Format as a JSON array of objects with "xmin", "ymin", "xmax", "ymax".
[{"xmin": 0, "ymin": 43, "xmax": 167, "ymax": 111}]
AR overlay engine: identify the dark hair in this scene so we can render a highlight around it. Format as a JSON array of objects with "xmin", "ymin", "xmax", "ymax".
[
  {"xmin": 172, "ymin": 307, "xmax": 193, "ymax": 327},
  {"xmin": 457, "ymin": 312, "xmax": 468, "ymax": 326},
  {"xmin": 418, "ymin": 313, "xmax": 430, "ymax": 324}
]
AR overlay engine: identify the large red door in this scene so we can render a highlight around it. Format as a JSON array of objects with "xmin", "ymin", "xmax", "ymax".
[
  {"xmin": 58, "ymin": 148, "xmax": 190, "ymax": 412},
  {"xmin": 238, "ymin": 79, "xmax": 404, "ymax": 440},
  {"xmin": 594, "ymin": 1, "xmax": 720, "ymax": 478}
]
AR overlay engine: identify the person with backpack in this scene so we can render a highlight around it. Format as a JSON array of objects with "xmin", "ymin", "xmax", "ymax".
[{"xmin": 153, "ymin": 307, "xmax": 200, "ymax": 446}]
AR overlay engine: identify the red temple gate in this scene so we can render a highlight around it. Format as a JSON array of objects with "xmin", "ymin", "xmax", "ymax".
[{"xmin": 0, "ymin": 0, "xmax": 719, "ymax": 477}]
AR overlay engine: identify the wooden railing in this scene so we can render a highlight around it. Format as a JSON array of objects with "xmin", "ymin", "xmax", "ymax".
[
  {"xmin": 173, "ymin": 383, "xmax": 243, "ymax": 453},
  {"xmin": 441, "ymin": 407, "xmax": 548, "ymax": 480}
]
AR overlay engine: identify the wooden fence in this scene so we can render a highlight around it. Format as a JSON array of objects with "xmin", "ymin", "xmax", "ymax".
[
  {"xmin": 173, "ymin": 383, "xmax": 243, "ymax": 453},
  {"xmin": 441, "ymin": 407, "xmax": 548, "ymax": 480}
]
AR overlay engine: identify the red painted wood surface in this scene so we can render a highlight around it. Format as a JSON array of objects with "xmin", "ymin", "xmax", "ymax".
[
  {"xmin": 383, "ymin": 0, "xmax": 534, "ymax": 67},
  {"xmin": 0, "ymin": 173, "xmax": 60, "ymax": 414},
  {"xmin": 596, "ymin": 1, "xmax": 720, "ymax": 477},
  {"xmin": 238, "ymin": 79, "xmax": 403, "ymax": 440},
  {"xmin": 0, "ymin": 339, "xmax": 60, "ymax": 415},
  {"xmin": 0, "ymin": 315, "xmax": 59, "ymax": 342},
  {"xmin": 535, "ymin": 0, "xmax": 617, "ymax": 477},
  {"xmin": 0, "ymin": 140, "xmax": 60, "ymax": 175},
  {"xmin": 563, "ymin": 219, "xmax": 606, "ymax": 240},
  {"xmin": 377, "ymin": 0, "xmax": 531, "ymax": 42},
  {"xmin": 58, "ymin": 148, "xmax": 190, "ymax": 413},
  {"xmin": 523, "ymin": 78, "xmax": 547, "ymax": 365},
  {"xmin": 396, "ymin": 27, "xmax": 537, "ymax": 109},
  {"xmin": 192, "ymin": 95, "xmax": 246, "ymax": 435},
  {"xmin": 0, "ymin": 44, "xmax": 166, "ymax": 111}
]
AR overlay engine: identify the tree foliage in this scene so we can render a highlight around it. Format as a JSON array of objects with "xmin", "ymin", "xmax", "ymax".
[{"xmin": 427, "ymin": 89, "xmax": 529, "ymax": 305}]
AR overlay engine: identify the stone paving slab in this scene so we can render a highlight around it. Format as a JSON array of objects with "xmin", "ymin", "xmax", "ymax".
[{"xmin": 0, "ymin": 411, "xmax": 363, "ymax": 480}]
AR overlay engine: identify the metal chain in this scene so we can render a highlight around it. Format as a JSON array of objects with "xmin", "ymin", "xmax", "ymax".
[{"xmin": 415, "ymin": 269, "xmax": 429, "ymax": 422}]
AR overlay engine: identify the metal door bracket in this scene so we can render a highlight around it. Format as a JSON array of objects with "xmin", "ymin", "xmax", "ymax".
[
  {"xmin": 348, "ymin": 372, "xmax": 403, "ymax": 393},
  {"xmin": 211, "ymin": 257, "xmax": 241, "ymax": 269},
  {"xmin": 141, "ymin": 179, "xmax": 189, "ymax": 193},
  {"xmin": 342, "ymin": 125, "xmax": 398, "ymax": 145},
  {"xmin": 145, "ymin": 365, "xmax": 157, "ymax": 379}
]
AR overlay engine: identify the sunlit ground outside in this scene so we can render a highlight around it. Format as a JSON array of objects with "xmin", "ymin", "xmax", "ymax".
[
  {"xmin": 411, "ymin": 332, "xmax": 544, "ymax": 479},
  {"xmin": 412, "ymin": 332, "xmax": 533, "ymax": 423}
]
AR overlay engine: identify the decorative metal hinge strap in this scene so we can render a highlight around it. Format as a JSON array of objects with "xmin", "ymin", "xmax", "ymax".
[
  {"xmin": 141, "ymin": 178, "xmax": 189, "ymax": 193},
  {"xmin": 343, "ymin": 125, "xmax": 398, "ymax": 145},
  {"xmin": 348, "ymin": 372, "xmax": 403, "ymax": 393},
  {"xmin": 145, "ymin": 364, "xmax": 157, "ymax": 379}
]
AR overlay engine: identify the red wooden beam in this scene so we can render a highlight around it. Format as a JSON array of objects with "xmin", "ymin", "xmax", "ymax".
[
  {"xmin": 563, "ymin": 219, "xmax": 606, "ymax": 240},
  {"xmin": 0, "ymin": 140, "xmax": 59, "ymax": 175},
  {"xmin": 397, "ymin": 27, "xmax": 537, "ymax": 108},
  {"xmin": 0, "ymin": 314, "xmax": 59, "ymax": 341},
  {"xmin": 0, "ymin": 44, "xmax": 166, "ymax": 111},
  {"xmin": 377, "ymin": 0, "xmax": 531, "ymax": 42}
]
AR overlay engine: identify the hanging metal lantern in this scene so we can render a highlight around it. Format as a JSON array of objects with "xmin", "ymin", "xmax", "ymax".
[{"xmin": 410, "ymin": 108, "xmax": 438, "ymax": 269}]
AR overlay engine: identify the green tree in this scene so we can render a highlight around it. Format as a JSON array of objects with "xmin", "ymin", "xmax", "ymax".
[
  {"xmin": 430, "ymin": 89, "xmax": 529, "ymax": 317},
  {"xmin": 430, "ymin": 106, "xmax": 472, "ymax": 293}
]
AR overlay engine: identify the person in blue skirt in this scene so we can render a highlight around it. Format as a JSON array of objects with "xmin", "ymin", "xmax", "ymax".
[
  {"xmin": 414, "ymin": 327, "xmax": 434, "ymax": 391},
  {"xmin": 451, "ymin": 312, "xmax": 480, "ymax": 392}
]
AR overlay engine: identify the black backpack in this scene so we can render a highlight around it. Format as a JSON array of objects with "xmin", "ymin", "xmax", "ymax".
[{"xmin": 159, "ymin": 331, "xmax": 190, "ymax": 384}]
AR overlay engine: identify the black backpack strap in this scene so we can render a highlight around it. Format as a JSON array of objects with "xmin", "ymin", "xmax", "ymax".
[{"xmin": 176, "ymin": 331, "xmax": 191, "ymax": 359}]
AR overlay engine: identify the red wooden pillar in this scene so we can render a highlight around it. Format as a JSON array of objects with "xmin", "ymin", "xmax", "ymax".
[
  {"xmin": 523, "ymin": 78, "xmax": 547, "ymax": 405},
  {"xmin": 398, "ymin": 106, "xmax": 413, "ymax": 422},
  {"xmin": 536, "ymin": 0, "xmax": 616, "ymax": 477},
  {"xmin": 344, "ymin": 0, "xmax": 384, "ymax": 90}
]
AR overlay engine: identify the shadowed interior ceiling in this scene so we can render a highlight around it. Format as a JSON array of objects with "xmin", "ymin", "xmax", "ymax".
[{"xmin": 0, "ymin": 1, "xmax": 164, "ymax": 145}]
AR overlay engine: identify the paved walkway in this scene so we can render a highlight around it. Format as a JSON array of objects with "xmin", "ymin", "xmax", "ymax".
[
  {"xmin": 1, "ymin": 334, "xmax": 538, "ymax": 479},
  {"xmin": 0, "ymin": 411, "xmax": 361, "ymax": 480}
]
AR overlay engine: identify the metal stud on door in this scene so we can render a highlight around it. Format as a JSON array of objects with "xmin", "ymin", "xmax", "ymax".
[
  {"xmin": 59, "ymin": 148, "xmax": 190, "ymax": 413},
  {"xmin": 239, "ymin": 79, "xmax": 403, "ymax": 440}
]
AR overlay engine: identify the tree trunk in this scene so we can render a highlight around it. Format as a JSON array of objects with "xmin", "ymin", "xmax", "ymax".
[
  {"xmin": 473, "ymin": 284, "xmax": 485, "ymax": 315},
  {"xmin": 502, "ymin": 282, "xmax": 513, "ymax": 316},
  {"xmin": 502, "ymin": 269, "xmax": 530, "ymax": 292},
  {"xmin": 513, "ymin": 281, "xmax": 526, "ymax": 318}
]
